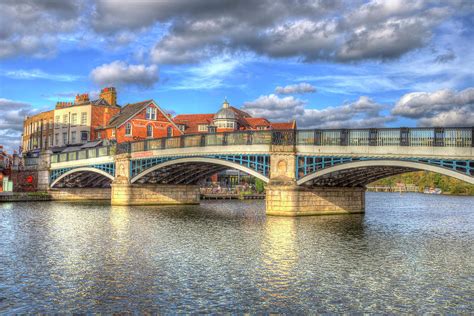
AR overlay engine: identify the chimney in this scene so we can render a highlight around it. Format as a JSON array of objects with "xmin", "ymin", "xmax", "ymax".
[
  {"xmin": 75, "ymin": 93, "xmax": 90, "ymax": 104},
  {"xmin": 56, "ymin": 101, "xmax": 73, "ymax": 109},
  {"xmin": 100, "ymin": 87, "xmax": 117, "ymax": 106}
]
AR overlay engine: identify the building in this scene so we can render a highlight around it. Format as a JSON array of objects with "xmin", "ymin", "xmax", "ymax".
[
  {"xmin": 173, "ymin": 99, "xmax": 296, "ymax": 134},
  {"xmin": 22, "ymin": 110, "xmax": 54, "ymax": 153},
  {"xmin": 97, "ymin": 100, "xmax": 182, "ymax": 142},
  {"xmin": 52, "ymin": 87, "xmax": 121, "ymax": 148}
]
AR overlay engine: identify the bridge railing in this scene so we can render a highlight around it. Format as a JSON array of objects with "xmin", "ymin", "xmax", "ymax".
[
  {"xmin": 296, "ymin": 127, "xmax": 473, "ymax": 147},
  {"xmin": 51, "ymin": 127, "xmax": 473, "ymax": 163}
]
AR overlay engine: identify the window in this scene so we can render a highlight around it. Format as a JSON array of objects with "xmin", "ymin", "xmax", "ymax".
[
  {"xmin": 97, "ymin": 131, "xmax": 101, "ymax": 139},
  {"xmin": 71, "ymin": 113, "xmax": 77, "ymax": 125},
  {"xmin": 147, "ymin": 124, "xmax": 153, "ymax": 137},
  {"xmin": 125, "ymin": 123, "xmax": 132, "ymax": 136},
  {"xmin": 198, "ymin": 124, "xmax": 208, "ymax": 132},
  {"xmin": 62, "ymin": 132, "xmax": 67, "ymax": 145},
  {"xmin": 81, "ymin": 112, "xmax": 87, "ymax": 125},
  {"xmin": 111, "ymin": 129, "xmax": 115, "ymax": 138},
  {"xmin": 71, "ymin": 131, "xmax": 76, "ymax": 143},
  {"xmin": 81, "ymin": 132, "xmax": 88, "ymax": 142},
  {"xmin": 146, "ymin": 107, "xmax": 157, "ymax": 120},
  {"xmin": 55, "ymin": 115, "xmax": 60, "ymax": 124},
  {"xmin": 55, "ymin": 133, "xmax": 59, "ymax": 145},
  {"xmin": 178, "ymin": 124, "xmax": 185, "ymax": 131},
  {"xmin": 167, "ymin": 126, "xmax": 172, "ymax": 137},
  {"xmin": 63, "ymin": 114, "xmax": 68, "ymax": 124}
]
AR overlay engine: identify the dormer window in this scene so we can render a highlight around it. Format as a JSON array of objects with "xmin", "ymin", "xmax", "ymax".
[
  {"xmin": 198, "ymin": 124, "xmax": 209, "ymax": 132},
  {"xmin": 146, "ymin": 107, "xmax": 157, "ymax": 120}
]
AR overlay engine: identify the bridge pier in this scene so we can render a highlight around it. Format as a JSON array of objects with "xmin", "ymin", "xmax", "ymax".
[
  {"xmin": 110, "ymin": 153, "xmax": 200, "ymax": 206},
  {"xmin": 111, "ymin": 183, "xmax": 200, "ymax": 206},
  {"xmin": 265, "ymin": 185, "xmax": 365, "ymax": 216}
]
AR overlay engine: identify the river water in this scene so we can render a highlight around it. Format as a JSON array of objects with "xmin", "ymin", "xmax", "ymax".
[{"xmin": 0, "ymin": 192, "xmax": 473, "ymax": 313}]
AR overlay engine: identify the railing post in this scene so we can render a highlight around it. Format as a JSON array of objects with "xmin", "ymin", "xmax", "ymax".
[
  {"xmin": 223, "ymin": 133, "xmax": 228, "ymax": 145},
  {"xmin": 369, "ymin": 128, "xmax": 377, "ymax": 146},
  {"xmin": 400, "ymin": 127, "xmax": 409, "ymax": 146},
  {"xmin": 247, "ymin": 131, "xmax": 252, "ymax": 145},
  {"xmin": 161, "ymin": 138, "xmax": 166, "ymax": 149},
  {"xmin": 144, "ymin": 139, "xmax": 148, "ymax": 151},
  {"xmin": 340, "ymin": 129, "xmax": 348, "ymax": 146},
  {"xmin": 180, "ymin": 135, "xmax": 185, "ymax": 148},
  {"xmin": 471, "ymin": 127, "xmax": 474, "ymax": 147},
  {"xmin": 314, "ymin": 130, "xmax": 321, "ymax": 145},
  {"xmin": 200, "ymin": 135, "xmax": 206, "ymax": 147},
  {"xmin": 434, "ymin": 127, "xmax": 444, "ymax": 147}
]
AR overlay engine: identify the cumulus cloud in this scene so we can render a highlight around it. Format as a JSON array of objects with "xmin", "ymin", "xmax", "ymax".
[
  {"xmin": 392, "ymin": 87, "xmax": 474, "ymax": 126},
  {"xmin": 0, "ymin": 0, "xmax": 82, "ymax": 59},
  {"xmin": 87, "ymin": 0, "xmax": 458, "ymax": 64},
  {"xmin": 0, "ymin": 98, "xmax": 40, "ymax": 152},
  {"xmin": 242, "ymin": 93, "xmax": 393, "ymax": 128},
  {"xmin": 275, "ymin": 83, "xmax": 316, "ymax": 95},
  {"xmin": 90, "ymin": 61, "xmax": 159, "ymax": 88}
]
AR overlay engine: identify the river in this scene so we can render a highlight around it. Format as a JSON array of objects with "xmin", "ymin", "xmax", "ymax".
[{"xmin": 0, "ymin": 192, "xmax": 473, "ymax": 313}]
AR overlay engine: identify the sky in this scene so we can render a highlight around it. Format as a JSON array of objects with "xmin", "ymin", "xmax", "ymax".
[{"xmin": 0, "ymin": 0, "xmax": 473, "ymax": 152}]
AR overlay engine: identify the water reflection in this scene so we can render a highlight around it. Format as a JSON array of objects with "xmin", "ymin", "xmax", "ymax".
[{"xmin": 0, "ymin": 194, "xmax": 473, "ymax": 314}]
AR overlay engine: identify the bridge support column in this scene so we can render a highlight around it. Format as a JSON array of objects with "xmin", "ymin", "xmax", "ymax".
[
  {"xmin": 266, "ymin": 145, "xmax": 365, "ymax": 216},
  {"xmin": 266, "ymin": 185, "xmax": 365, "ymax": 216},
  {"xmin": 110, "ymin": 153, "xmax": 200, "ymax": 206},
  {"xmin": 38, "ymin": 149, "xmax": 52, "ymax": 191}
]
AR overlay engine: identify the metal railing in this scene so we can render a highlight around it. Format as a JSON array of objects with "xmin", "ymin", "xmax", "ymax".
[{"xmin": 51, "ymin": 127, "xmax": 473, "ymax": 163}]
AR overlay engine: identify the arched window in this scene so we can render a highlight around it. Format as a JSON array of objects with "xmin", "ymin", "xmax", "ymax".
[
  {"xmin": 147, "ymin": 124, "xmax": 153, "ymax": 138},
  {"xmin": 167, "ymin": 126, "xmax": 172, "ymax": 137},
  {"xmin": 125, "ymin": 123, "xmax": 132, "ymax": 136}
]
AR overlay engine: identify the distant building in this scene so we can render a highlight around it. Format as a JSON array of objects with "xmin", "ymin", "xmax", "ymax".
[
  {"xmin": 51, "ymin": 87, "xmax": 121, "ymax": 148},
  {"xmin": 22, "ymin": 110, "xmax": 54, "ymax": 153},
  {"xmin": 173, "ymin": 99, "xmax": 296, "ymax": 134},
  {"xmin": 96, "ymin": 100, "xmax": 182, "ymax": 142}
]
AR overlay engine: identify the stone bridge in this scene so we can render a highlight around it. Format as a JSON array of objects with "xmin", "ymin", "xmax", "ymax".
[{"xmin": 42, "ymin": 127, "xmax": 474, "ymax": 216}]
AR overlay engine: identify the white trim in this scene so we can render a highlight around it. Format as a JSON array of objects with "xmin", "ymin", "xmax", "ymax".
[
  {"xmin": 131, "ymin": 157, "xmax": 270, "ymax": 183},
  {"xmin": 50, "ymin": 167, "xmax": 115, "ymax": 188},
  {"xmin": 296, "ymin": 160, "xmax": 474, "ymax": 185}
]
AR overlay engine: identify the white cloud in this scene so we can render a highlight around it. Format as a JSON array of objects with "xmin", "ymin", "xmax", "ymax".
[
  {"xmin": 242, "ymin": 93, "xmax": 394, "ymax": 128},
  {"xmin": 392, "ymin": 87, "xmax": 474, "ymax": 126},
  {"xmin": 90, "ymin": 61, "xmax": 159, "ymax": 88},
  {"xmin": 275, "ymin": 82, "xmax": 316, "ymax": 94},
  {"xmin": 4, "ymin": 69, "xmax": 80, "ymax": 82}
]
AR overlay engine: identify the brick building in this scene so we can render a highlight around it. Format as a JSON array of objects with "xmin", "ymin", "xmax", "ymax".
[
  {"xmin": 52, "ymin": 87, "xmax": 121, "ymax": 148},
  {"xmin": 173, "ymin": 99, "xmax": 296, "ymax": 134},
  {"xmin": 96, "ymin": 100, "xmax": 182, "ymax": 142}
]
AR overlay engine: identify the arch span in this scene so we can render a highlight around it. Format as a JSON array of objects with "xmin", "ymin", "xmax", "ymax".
[
  {"xmin": 50, "ymin": 167, "xmax": 115, "ymax": 188},
  {"xmin": 297, "ymin": 160, "xmax": 474, "ymax": 187},
  {"xmin": 131, "ymin": 157, "xmax": 270, "ymax": 184}
]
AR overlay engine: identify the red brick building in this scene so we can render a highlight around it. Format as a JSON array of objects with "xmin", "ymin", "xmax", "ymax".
[
  {"xmin": 97, "ymin": 100, "xmax": 182, "ymax": 142},
  {"xmin": 173, "ymin": 99, "xmax": 296, "ymax": 134}
]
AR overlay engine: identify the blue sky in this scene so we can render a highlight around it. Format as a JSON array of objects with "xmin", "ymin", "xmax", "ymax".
[{"xmin": 0, "ymin": 0, "xmax": 473, "ymax": 152}]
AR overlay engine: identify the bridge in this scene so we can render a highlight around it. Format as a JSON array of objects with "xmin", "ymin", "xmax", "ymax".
[{"xmin": 39, "ymin": 127, "xmax": 473, "ymax": 216}]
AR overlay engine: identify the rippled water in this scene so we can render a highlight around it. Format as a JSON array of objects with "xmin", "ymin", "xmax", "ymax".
[{"xmin": 0, "ymin": 193, "xmax": 473, "ymax": 313}]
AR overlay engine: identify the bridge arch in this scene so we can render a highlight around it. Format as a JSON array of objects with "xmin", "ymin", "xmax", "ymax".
[
  {"xmin": 297, "ymin": 160, "xmax": 474, "ymax": 187},
  {"xmin": 50, "ymin": 167, "xmax": 115, "ymax": 188},
  {"xmin": 131, "ymin": 157, "xmax": 270, "ymax": 184}
]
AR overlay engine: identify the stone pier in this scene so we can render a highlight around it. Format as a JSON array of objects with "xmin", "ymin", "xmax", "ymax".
[
  {"xmin": 110, "ymin": 153, "xmax": 200, "ymax": 206},
  {"xmin": 265, "ymin": 185, "xmax": 365, "ymax": 216}
]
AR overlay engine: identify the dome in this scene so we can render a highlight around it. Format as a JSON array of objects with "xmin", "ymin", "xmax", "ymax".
[
  {"xmin": 214, "ymin": 107, "xmax": 236, "ymax": 120},
  {"xmin": 214, "ymin": 99, "xmax": 236, "ymax": 120}
]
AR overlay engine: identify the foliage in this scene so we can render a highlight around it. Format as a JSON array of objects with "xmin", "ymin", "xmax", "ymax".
[
  {"xmin": 255, "ymin": 178, "xmax": 266, "ymax": 194},
  {"xmin": 371, "ymin": 171, "xmax": 474, "ymax": 195}
]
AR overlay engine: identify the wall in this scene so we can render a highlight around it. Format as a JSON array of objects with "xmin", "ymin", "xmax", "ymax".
[
  {"xmin": 91, "ymin": 105, "xmax": 120, "ymax": 140},
  {"xmin": 10, "ymin": 170, "xmax": 38, "ymax": 192},
  {"xmin": 49, "ymin": 188, "xmax": 111, "ymax": 201},
  {"xmin": 53, "ymin": 104, "xmax": 92, "ymax": 146},
  {"xmin": 266, "ymin": 185, "xmax": 365, "ymax": 216},
  {"xmin": 111, "ymin": 183, "xmax": 200, "ymax": 205}
]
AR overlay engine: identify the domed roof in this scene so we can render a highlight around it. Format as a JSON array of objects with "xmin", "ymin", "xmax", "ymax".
[{"xmin": 214, "ymin": 99, "xmax": 236, "ymax": 120}]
